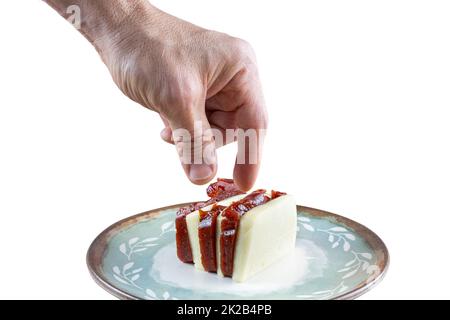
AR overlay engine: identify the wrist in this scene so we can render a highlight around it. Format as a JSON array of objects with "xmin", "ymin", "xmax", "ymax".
[{"xmin": 92, "ymin": 3, "xmax": 208, "ymax": 66}]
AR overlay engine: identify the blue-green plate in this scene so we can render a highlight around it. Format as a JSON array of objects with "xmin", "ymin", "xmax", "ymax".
[{"xmin": 87, "ymin": 204, "xmax": 389, "ymax": 300}]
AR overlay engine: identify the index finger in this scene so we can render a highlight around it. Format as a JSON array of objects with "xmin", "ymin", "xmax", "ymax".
[{"xmin": 233, "ymin": 73, "xmax": 268, "ymax": 191}]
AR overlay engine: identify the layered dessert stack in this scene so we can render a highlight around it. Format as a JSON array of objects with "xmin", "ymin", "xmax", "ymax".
[{"xmin": 175, "ymin": 179, "xmax": 297, "ymax": 282}]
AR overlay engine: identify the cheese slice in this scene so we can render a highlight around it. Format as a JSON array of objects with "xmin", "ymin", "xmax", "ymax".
[
  {"xmin": 216, "ymin": 194, "xmax": 297, "ymax": 282},
  {"xmin": 185, "ymin": 194, "xmax": 246, "ymax": 271}
]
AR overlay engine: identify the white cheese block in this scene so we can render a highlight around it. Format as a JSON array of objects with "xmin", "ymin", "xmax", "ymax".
[
  {"xmin": 185, "ymin": 194, "xmax": 246, "ymax": 271},
  {"xmin": 217, "ymin": 194, "xmax": 297, "ymax": 282}
]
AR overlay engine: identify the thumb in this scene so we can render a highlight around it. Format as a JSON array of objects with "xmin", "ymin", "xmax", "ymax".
[{"xmin": 167, "ymin": 106, "xmax": 217, "ymax": 185}]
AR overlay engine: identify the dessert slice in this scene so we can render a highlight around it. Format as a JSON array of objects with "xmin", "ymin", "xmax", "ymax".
[
  {"xmin": 185, "ymin": 194, "xmax": 246, "ymax": 271},
  {"xmin": 175, "ymin": 179, "xmax": 244, "ymax": 263}
]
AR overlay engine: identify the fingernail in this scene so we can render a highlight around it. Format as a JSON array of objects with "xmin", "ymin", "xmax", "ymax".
[{"xmin": 189, "ymin": 164, "xmax": 213, "ymax": 182}]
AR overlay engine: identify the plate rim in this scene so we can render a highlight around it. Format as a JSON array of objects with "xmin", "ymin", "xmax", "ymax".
[{"xmin": 86, "ymin": 203, "xmax": 390, "ymax": 300}]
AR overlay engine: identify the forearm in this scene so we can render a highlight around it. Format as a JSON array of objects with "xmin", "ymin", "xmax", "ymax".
[{"xmin": 44, "ymin": 0, "xmax": 158, "ymax": 51}]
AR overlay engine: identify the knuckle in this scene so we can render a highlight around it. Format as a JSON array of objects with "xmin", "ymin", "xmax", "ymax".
[
  {"xmin": 160, "ymin": 78, "xmax": 202, "ymax": 108},
  {"xmin": 231, "ymin": 37, "xmax": 256, "ymax": 62}
]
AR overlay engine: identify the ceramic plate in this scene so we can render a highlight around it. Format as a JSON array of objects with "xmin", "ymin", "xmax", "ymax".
[{"xmin": 87, "ymin": 204, "xmax": 389, "ymax": 300}]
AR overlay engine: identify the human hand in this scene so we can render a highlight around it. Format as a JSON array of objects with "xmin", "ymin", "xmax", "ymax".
[{"xmin": 46, "ymin": 0, "xmax": 268, "ymax": 191}]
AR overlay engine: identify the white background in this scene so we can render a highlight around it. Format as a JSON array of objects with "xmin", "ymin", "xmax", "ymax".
[{"xmin": 0, "ymin": 0, "xmax": 449, "ymax": 299}]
